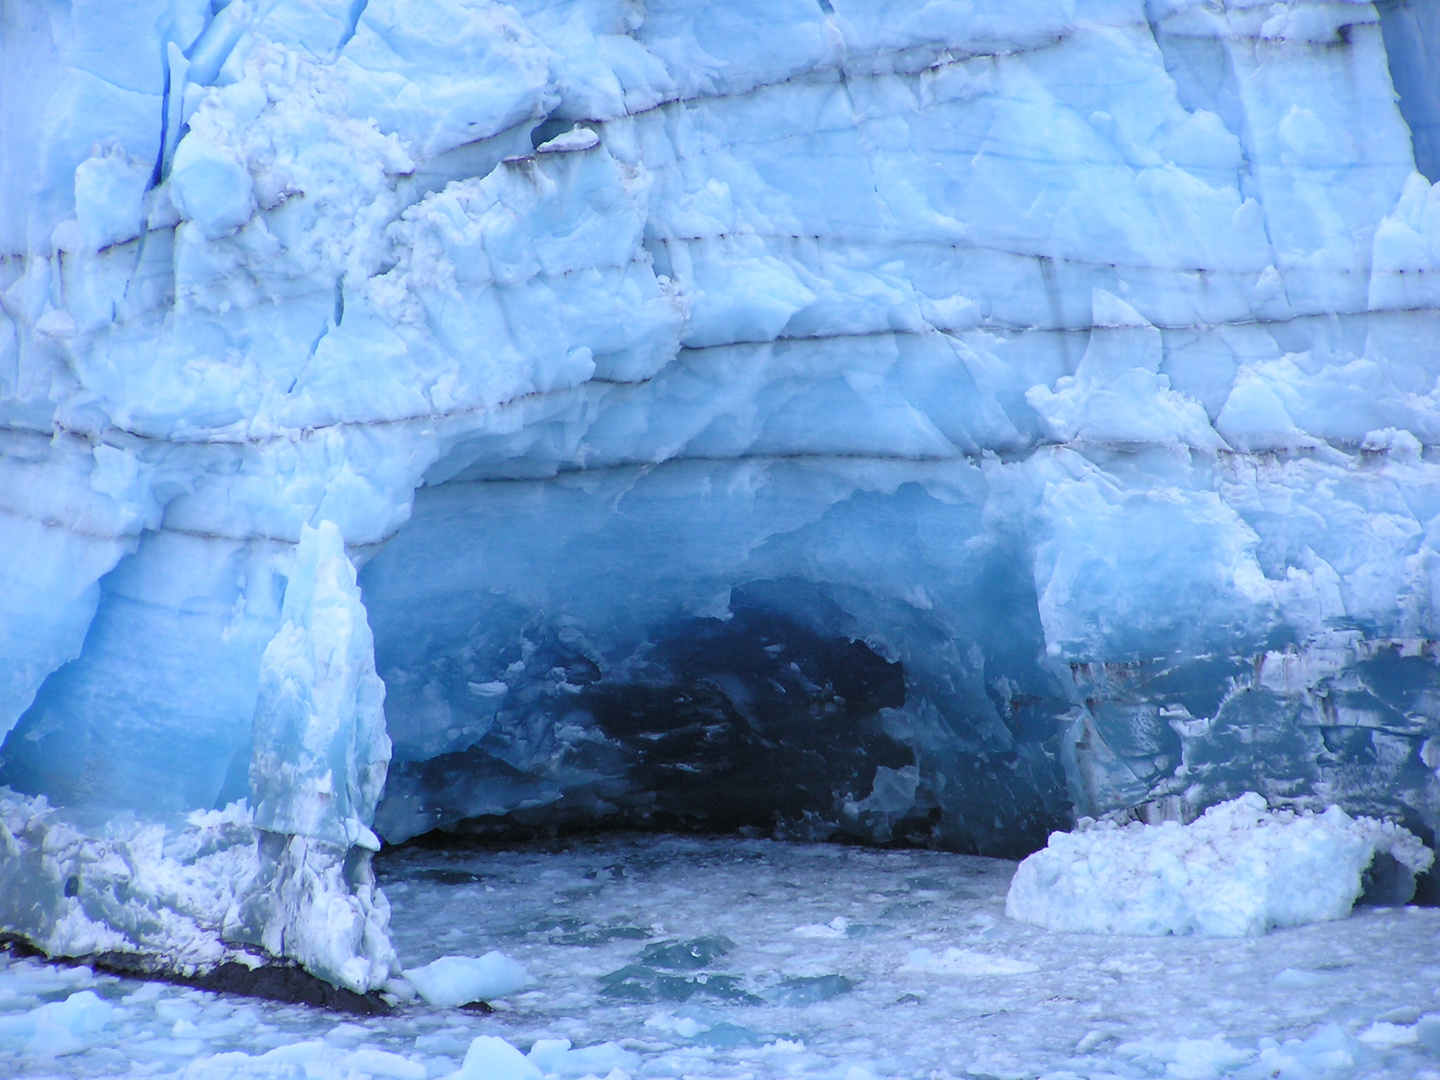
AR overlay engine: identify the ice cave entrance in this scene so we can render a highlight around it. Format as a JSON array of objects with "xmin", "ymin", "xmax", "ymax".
[{"xmin": 356, "ymin": 466, "xmax": 1072, "ymax": 859}]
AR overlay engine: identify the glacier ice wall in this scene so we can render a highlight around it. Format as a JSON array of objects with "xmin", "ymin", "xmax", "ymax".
[{"xmin": 5, "ymin": 0, "xmax": 1440, "ymax": 981}]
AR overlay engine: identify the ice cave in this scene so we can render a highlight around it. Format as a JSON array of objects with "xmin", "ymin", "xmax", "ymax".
[{"xmin": 4, "ymin": 0, "xmax": 1440, "ymax": 1077}]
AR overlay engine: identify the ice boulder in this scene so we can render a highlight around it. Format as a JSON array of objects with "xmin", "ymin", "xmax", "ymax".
[
  {"xmin": 1005, "ymin": 794, "xmax": 1435, "ymax": 937},
  {"xmin": 445, "ymin": 1035, "xmax": 542, "ymax": 1080},
  {"xmin": 167, "ymin": 135, "xmax": 254, "ymax": 239},
  {"xmin": 406, "ymin": 951, "xmax": 529, "ymax": 1007}
]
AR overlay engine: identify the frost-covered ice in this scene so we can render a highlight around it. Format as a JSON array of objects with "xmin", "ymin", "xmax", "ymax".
[
  {"xmin": 4, "ymin": 834, "xmax": 1440, "ymax": 1079},
  {"xmin": 1007, "ymin": 793, "xmax": 1435, "ymax": 937}
]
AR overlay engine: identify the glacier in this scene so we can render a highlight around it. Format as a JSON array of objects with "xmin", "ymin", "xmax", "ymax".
[{"xmin": 5, "ymin": 0, "xmax": 1440, "ymax": 990}]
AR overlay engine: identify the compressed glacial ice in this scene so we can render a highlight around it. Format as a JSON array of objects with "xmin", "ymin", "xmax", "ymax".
[
  {"xmin": 3, "ymin": 834, "xmax": 1440, "ymax": 1079},
  {"xmin": 7, "ymin": 0, "xmax": 1440, "ymax": 985},
  {"xmin": 1006, "ymin": 792, "xmax": 1435, "ymax": 936}
]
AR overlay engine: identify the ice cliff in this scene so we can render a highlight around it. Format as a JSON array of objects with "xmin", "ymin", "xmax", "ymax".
[{"xmin": 5, "ymin": 0, "xmax": 1440, "ymax": 988}]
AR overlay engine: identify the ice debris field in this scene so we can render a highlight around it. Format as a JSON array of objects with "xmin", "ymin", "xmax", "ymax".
[{"xmin": 4, "ymin": 818, "xmax": 1440, "ymax": 1080}]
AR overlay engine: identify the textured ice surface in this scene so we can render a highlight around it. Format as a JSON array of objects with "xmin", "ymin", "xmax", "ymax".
[
  {"xmin": 8, "ymin": 0, "xmax": 1440, "ymax": 982},
  {"xmin": 1007, "ymin": 792, "xmax": 1434, "ymax": 936},
  {"xmin": 228, "ymin": 520, "xmax": 397, "ymax": 992},
  {"xmin": 4, "ymin": 834, "xmax": 1440, "ymax": 1078},
  {"xmin": 0, "ymin": 794, "xmax": 260, "ymax": 975}
]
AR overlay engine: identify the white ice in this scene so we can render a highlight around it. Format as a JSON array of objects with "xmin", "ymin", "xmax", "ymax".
[
  {"xmin": 1007, "ymin": 793, "xmax": 1434, "ymax": 937},
  {"xmin": 406, "ymin": 953, "xmax": 529, "ymax": 1009}
]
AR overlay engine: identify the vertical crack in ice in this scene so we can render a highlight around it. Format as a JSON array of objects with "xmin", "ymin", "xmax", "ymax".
[
  {"xmin": 1141, "ymin": 1, "xmax": 1291, "ymax": 317},
  {"xmin": 336, "ymin": 0, "xmax": 371, "ymax": 54},
  {"xmin": 1376, "ymin": 0, "xmax": 1440, "ymax": 182},
  {"xmin": 287, "ymin": 280, "xmax": 344, "ymax": 394},
  {"xmin": 150, "ymin": 61, "xmax": 173, "ymax": 190}
]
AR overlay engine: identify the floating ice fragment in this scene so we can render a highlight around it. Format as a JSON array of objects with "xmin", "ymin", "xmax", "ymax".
[
  {"xmin": 900, "ymin": 947, "xmax": 1039, "ymax": 976},
  {"xmin": 639, "ymin": 936, "xmax": 734, "ymax": 970},
  {"xmin": 598, "ymin": 965, "xmax": 758, "ymax": 1005},
  {"xmin": 446, "ymin": 1035, "xmax": 541, "ymax": 1080},
  {"xmin": 1006, "ymin": 793, "xmax": 1434, "ymax": 936},
  {"xmin": 1116, "ymin": 1035, "xmax": 1254, "ymax": 1080},
  {"xmin": 1357, "ymin": 1021, "xmax": 1418, "ymax": 1048},
  {"xmin": 1244, "ymin": 1025, "xmax": 1361, "ymax": 1078},
  {"xmin": 339, "ymin": 1048, "xmax": 428, "ymax": 1079},
  {"xmin": 405, "ymin": 952, "xmax": 529, "ymax": 1008},
  {"xmin": 527, "ymin": 1037, "xmax": 641, "ymax": 1077},
  {"xmin": 764, "ymin": 974, "xmax": 854, "ymax": 1006},
  {"xmin": 0, "ymin": 989, "xmax": 114, "ymax": 1057},
  {"xmin": 792, "ymin": 916, "xmax": 848, "ymax": 938}
]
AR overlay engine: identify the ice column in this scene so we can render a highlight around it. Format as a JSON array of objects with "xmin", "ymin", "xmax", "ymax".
[{"xmin": 228, "ymin": 521, "xmax": 397, "ymax": 992}]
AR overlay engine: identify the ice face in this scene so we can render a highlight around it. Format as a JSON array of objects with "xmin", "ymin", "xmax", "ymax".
[{"xmin": 4, "ymin": 0, "xmax": 1440, "ymax": 986}]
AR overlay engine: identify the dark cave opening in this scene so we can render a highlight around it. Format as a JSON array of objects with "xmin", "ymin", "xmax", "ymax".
[{"xmin": 373, "ymin": 596, "xmax": 959, "ymax": 850}]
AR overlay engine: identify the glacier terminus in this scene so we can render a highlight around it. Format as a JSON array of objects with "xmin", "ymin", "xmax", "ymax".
[{"xmin": 4, "ymin": 0, "xmax": 1440, "ymax": 1052}]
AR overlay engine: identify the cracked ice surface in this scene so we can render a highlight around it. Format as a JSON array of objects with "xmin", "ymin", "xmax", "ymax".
[{"xmin": 4, "ymin": 834, "xmax": 1440, "ymax": 1079}]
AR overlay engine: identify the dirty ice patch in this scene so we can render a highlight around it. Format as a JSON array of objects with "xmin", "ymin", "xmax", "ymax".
[
  {"xmin": 1006, "ymin": 793, "xmax": 1434, "ymax": 937},
  {"xmin": 405, "ymin": 952, "xmax": 529, "ymax": 1008}
]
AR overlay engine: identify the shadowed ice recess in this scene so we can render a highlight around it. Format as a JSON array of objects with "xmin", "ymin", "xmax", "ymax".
[{"xmin": 6, "ymin": 0, "xmax": 1440, "ymax": 1008}]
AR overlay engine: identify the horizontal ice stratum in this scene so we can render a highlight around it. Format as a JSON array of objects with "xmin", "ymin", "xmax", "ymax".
[{"xmin": 5, "ymin": 0, "xmax": 1440, "ymax": 988}]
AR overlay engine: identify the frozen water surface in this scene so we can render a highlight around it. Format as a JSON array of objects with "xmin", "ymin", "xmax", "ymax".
[{"xmin": 4, "ymin": 833, "xmax": 1439, "ymax": 1080}]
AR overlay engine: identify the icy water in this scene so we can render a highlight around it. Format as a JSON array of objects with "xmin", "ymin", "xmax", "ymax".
[{"xmin": 3, "ymin": 833, "xmax": 1438, "ymax": 1079}]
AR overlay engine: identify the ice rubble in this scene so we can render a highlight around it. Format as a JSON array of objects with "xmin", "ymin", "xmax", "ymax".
[
  {"xmin": 4, "ymin": 0, "xmax": 1440, "ymax": 987},
  {"xmin": 1006, "ymin": 792, "xmax": 1435, "ymax": 936},
  {"xmin": 10, "ymin": 835, "xmax": 1440, "ymax": 1080}
]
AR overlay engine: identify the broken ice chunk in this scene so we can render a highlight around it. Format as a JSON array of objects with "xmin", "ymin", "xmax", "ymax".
[
  {"xmin": 444, "ymin": 1035, "xmax": 541, "ymax": 1080},
  {"xmin": 405, "ymin": 952, "xmax": 528, "ymax": 1008},
  {"xmin": 526, "ymin": 1038, "xmax": 640, "ymax": 1077},
  {"xmin": 1006, "ymin": 793, "xmax": 1434, "ymax": 936},
  {"xmin": 639, "ymin": 936, "xmax": 735, "ymax": 970},
  {"xmin": 763, "ymin": 974, "xmax": 854, "ymax": 1006}
]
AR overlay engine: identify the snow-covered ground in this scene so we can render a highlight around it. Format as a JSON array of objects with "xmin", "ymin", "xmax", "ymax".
[{"xmin": 2, "ymin": 833, "xmax": 1438, "ymax": 1080}]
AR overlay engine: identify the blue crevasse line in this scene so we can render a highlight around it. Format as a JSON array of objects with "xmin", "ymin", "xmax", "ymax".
[
  {"xmin": 1376, "ymin": 0, "xmax": 1440, "ymax": 183},
  {"xmin": 150, "ymin": 60, "xmax": 172, "ymax": 189},
  {"xmin": 337, "ymin": 0, "xmax": 371, "ymax": 53}
]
